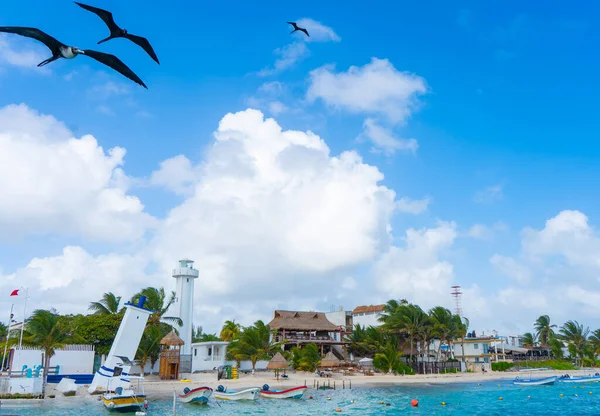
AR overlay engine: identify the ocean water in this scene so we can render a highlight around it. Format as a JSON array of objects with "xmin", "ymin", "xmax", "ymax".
[{"xmin": 3, "ymin": 381, "xmax": 600, "ymax": 415}]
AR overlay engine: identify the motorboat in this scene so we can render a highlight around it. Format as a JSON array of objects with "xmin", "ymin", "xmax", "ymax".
[{"xmin": 214, "ymin": 384, "xmax": 260, "ymax": 400}]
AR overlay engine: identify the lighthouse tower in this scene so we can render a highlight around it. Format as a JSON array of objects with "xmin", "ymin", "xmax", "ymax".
[{"xmin": 173, "ymin": 259, "xmax": 199, "ymax": 355}]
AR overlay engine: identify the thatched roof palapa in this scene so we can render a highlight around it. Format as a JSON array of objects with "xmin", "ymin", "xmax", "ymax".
[
  {"xmin": 160, "ymin": 330, "xmax": 185, "ymax": 346},
  {"xmin": 352, "ymin": 304, "xmax": 385, "ymax": 315},
  {"xmin": 267, "ymin": 310, "xmax": 340, "ymax": 331},
  {"xmin": 320, "ymin": 351, "xmax": 341, "ymax": 367},
  {"xmin": 267, "ymin": 352, "xmax": 289, "ymax": 369}
]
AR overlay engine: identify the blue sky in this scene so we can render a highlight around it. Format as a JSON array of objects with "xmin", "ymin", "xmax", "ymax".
[{"xmin": 1, "ymin": 0, "xmax": 600, "ymax": 335}]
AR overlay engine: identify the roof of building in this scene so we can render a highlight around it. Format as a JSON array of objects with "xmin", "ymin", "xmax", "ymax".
[
  {"xmin": 160, "ymin": 330, "xmax": 185, "ymax": 346},
  {"xmin": 267, "ymin": 352, "xmax": 289, "ymax": 369},
  {"xmin": 320, "ymin": 351, "xmax": 341, "ymax": 367},
  {"xmin": 267, "ymin": 310, "xmax": 340, "ymax": 331},
  {"xmin": 352, "ymin": 304, "xmax": 385, "ymax": 315}
]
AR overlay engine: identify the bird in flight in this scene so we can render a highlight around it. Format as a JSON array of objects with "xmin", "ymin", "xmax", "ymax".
[
  {"xmin": 0, "ymin": 27, "xmax": 147, "ymax": 88},
  {"xmin": 74, "ymin": 2, "xmax": 160, "ymax": 65},
  {"xmin": 287, "ymin": 22, "xmax": 309, "ymax": 37}
]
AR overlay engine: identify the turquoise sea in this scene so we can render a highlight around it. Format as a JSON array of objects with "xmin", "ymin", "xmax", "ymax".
[{"xmin": 3, "ymin": 381, "xmax": 600, "ymax": 415}]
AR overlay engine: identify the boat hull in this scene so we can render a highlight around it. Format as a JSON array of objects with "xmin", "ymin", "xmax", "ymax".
[
  {"xmin": 259, "ymin": 386, "xmax": 307, "ymax": 399},
  {"xmin": 513, "ymin": 376, "xmax": 558, "ymax": 386},
  {"xmin": 178, "ymin": 387, "xmax": 213, "ymax": 404},
  {"xmin": 101, "ymin": 394, "xmax": 146, "ymax": 412},
  {"xmin": 214, "ymin": 387, "xmax": 260, "ymax": 401},
  {"xmin": 560, "ymin": 376, "xmax": 600, "ymax": 383}
]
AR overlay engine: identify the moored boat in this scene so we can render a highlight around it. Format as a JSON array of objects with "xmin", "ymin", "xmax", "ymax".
[
  {"xmin": 178, "ymin": 386, "xmax": 213, "ymax": 404},
  {"xmin": 259, "ymin": 384, "xmax": 307, "ymax": 399},
  {"xmin": 101, "ymin": 375, "xmax": 148, "ymax": 413},
  {"xmin": 559, "ymin": 373, "xmax": 600, "ymax": 383},
  {"xmin": 214, "ymin": 385, "xmax": 260, "ymax": 401},
  {"xmin": 513, "ymin": 375, "xmax": 558, "ymax": 386}
]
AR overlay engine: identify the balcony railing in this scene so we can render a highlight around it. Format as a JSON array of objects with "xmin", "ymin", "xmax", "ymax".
[
  {"xmin": 277, "ymin": 335, "xmax": 334, "ymax": 342},
  {"xmin": 202, "ymin": 355, "xmax": 222, "ymax": 361}
]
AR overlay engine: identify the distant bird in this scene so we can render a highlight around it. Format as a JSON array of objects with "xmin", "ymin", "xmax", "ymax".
[
  {"xmin": 287, "ymin": 22, "xmax": 309, "ymax": 37},
  {"xmin": 74, "ymin": 2, "xmax": 160, "ymax": 64},
  {"xmin": 115, "ymin": 355, "xmax": 138, "ymax": 366},
  {"xmin": 0, "ymin": 27, "xmax": 147, "ymax": 88}
]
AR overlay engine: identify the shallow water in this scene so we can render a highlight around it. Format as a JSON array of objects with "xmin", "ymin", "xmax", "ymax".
[{"xmin": 3, "ymin": 381, "xmax": 600, "ymax": 415}]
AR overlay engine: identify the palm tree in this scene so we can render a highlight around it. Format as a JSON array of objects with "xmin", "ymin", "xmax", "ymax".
[
  {"xmin": 220, "ymin": 320, "xmax": 241, "ymax": 342},
  {"xmin": 429, "ymin": 307, "xmax": 454, "ymax": 360},
  {"xmin": 372, "ymin": 336, "xmax": 405, "ymax": 374},
  {"xmin": 381, "ymin": 303, "xmax": 428, "ymax": 362},
  {"xmin": 588, "ymin": 329, "xmax": 600, "ymax": 358},
  {"xmin": 451, "ymin": 315, "xmax": 469, "ymax": 362},
  {"xmin": 560, "ymin": 320, "xmax": 590, "ymax": 366},
  {"xmin": 88, "ymin": 292, "xmax": 123, "ymax": 315},
  {"xmin": 135, "ymin": 326, "xmax": 162, "ymax": 376},
  {"xmin": 132, "ymin": 287, "xmax": 182, "ymax": 328},
  {"xmin": 226, "ymin": 320, "xmax": 279, "ymax": 369},
  {"xmin": 522, "ymin": 332, "xmax": 538, "ymax": 347},
  {"xmin": 534, "ymin": 315, "xmax": 556, "ymax": 346},
  {"xmin": 21, "ymin": 310, "xmax": 71, "ymax": 397}
]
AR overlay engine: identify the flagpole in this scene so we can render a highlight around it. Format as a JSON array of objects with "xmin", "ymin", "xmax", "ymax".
[
  {"xmin": 2, "ymin": 303, "xmax": 14, "ymax": 372},
  {"xmin": 17, "ymin": 287, "xmax": 28, "ymax": 366}
]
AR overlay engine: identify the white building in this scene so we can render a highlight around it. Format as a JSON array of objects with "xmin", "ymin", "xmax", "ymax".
[
  {"xmin": 325, "ymin": 308, "xmax": 353, "ymax": 342},
  {"xmin": 351, "ymin": 305, "xmax": 385, "ymax": 328},
  {"xmin": 172, "ymin": 259, "xmax": 199, "ymax": 356},
  {"xmin": 190, "ymin": 341, "xmax": 268, "ymax": 372},
  {"xmin": 9, "ymin": 345, "xmax": 95, "ymax": 376}
]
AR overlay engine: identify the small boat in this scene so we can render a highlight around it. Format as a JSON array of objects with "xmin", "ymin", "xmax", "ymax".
[
  {"xmin": 214, "ymin": 385, "xmax": 260, "ymax": 401},
  {"xmin": 559, "ymin": 373, "xmax": 600, "ymax": 383},
  {"xmin": 101, "ymin": 376, "xmax": 148, "ymax": 412},
  {"xmin": 513, "ymin": 375, "xmax": 558, "ymax": 386},
  {"xmin": 259, "ymin": 384, "xmax": 308, "ymax": 399},
  {"xmin": 178, "ymin": 386, "xmax": 213, "ymax": 404}
]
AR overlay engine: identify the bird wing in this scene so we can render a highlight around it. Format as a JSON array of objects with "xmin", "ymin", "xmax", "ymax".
[
  {"xmin": 74, "ymin": 2, "xmax": 121, "ymax": 34},
  {"xmin": 123, "ymin": 33, "xmax": 160, "ymax": 64},
  {"xmin": 300, "ymin": 28, "xmax": 310, "ymax": 37},
  {"xmin": 0, "ymin": 26, "xmax": 65, "ymax": 55},
  {"xmin": 287, "ymin": 21, "xmax": 297, "ymax": 28},
  {"xmin": 81, "ymin": 49, "xmax": 147, "ymax": 89}
]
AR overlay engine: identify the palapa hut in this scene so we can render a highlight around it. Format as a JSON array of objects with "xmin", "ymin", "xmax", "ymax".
[
  {"xmin": 267, "ymin": 352, "xmax": 289, "ymax": 380},
  {"xmin": 267, "ymin": 310, "xmax": 348, "ymax": 356},
  {"xmin": 319, "ymin": 351, "xmax": 341, "ymax": 368},
  {"xmin": 159, "ymin": 330, "xmax": 185, "ymax": 380}
]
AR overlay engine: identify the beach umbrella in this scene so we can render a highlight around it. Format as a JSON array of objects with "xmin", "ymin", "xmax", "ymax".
[
  {"xmin": 320, "ymin": 351, "xmax": 341, "ymax": 368},
  {"xmin": 267, "ymin": 352, "xmax": 289, "ymax": 380}
]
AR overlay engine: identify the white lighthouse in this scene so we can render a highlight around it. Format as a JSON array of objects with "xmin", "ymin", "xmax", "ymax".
[{"xmin": 173, "ymin": 259, "xmax": 199, "ymax": 355}]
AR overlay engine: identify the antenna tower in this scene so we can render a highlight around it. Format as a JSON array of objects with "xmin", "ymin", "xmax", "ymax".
[{"xmin": 451, "ymin": 285, "xmax": 463, "ymax": 317}]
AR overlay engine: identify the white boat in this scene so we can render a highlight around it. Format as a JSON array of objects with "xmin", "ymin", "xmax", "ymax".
[
  {"xmin": 101, "ymin": 376, "xmax": 148, "ymax": 412},
  {"xmin": 178, "ymin": 386, "xmax": 213, "ymax": 404},
  {"xmin": 513, "ymin": 375, "xmax": 558, "ymax": 386},
  {"xmin": 559, "ymin": 374, "xmax": 600, "ymax": 383},
  {"xmin": 214, "ymin": 385, "xmax": 260, "ymax": 401},
  {"xmin": 259, "ymin": 384, "xmax": 308, "ymax": 399}
]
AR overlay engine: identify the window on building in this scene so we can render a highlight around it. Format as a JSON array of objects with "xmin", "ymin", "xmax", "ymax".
[
  {"xmin": 474, "ymin": 343, "xmax": 479, "ymax": 349},
  {"xmin": 208, "ymin": 347, "xmax": 212, "ymax": 356},
  {"xmin": 194, "ymin": 348, "xmax": 197, "ymax": 357}
]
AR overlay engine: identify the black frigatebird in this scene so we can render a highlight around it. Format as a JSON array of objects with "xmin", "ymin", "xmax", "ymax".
[
  {"xmin": 0, "ymin": 27, "xmax": 147, "ymax": 88},
  {"xmin": 287, "ymin": 22, "xmax": 309, "ymax": 37},
  {"xmin": 74, "ymin": 1, "xmax": 160, "ymax": 65}
]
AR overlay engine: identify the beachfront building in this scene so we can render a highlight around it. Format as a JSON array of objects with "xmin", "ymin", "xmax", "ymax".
[
  {"xmin": 453, "ymin": 335, "xmax": 499, "ymax": 371},
  {"xmin": 325, "ymin": 307, "xmax": 353, "ymax": 341},
  {"xmin": 351, "ymin": 305, "xmax": 385, "ymax": 328},
  {"xmin": 267, "ymin": 310, "xmax": 348, "ymax": 358},
  {"xmin": 189, "ymin": 341, "xmax": 268, "ymax": 372}
]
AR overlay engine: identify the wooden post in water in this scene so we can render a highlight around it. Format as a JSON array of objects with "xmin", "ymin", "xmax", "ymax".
[
  {"xmin": 172, "ymin": 391, "xmax": 177, "ymax": 415},
  {"xmin": 343, "ymin": 380, "xmax": 345, "ymax": 389},
  {"xmin": 349, "ymin": 379, "xmax": 352, "ymax": 389},
  {"xmin": 334, "ymin": 381, "xmax": 336, "ymax": 390}
]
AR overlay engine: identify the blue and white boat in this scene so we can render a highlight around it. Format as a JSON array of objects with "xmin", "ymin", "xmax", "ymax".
[
  {"xmin": 513, "ymin": 375, "xmax": 558, "ymax": 386},
  {"xmin": 559, "ymin": 374, "xmax": 600, "ymax": 384}
]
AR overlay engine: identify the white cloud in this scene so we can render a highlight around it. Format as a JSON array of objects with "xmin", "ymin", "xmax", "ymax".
[
  {"xmin": 258, "ymin": 19, "xmax": 339, "ymax": 76},
  {"xmin": 149, "ymin": 154, "xmax": 199, "ymax": 196},
  {"xmin": 0, "ymin": 103, "xmax": 156, "ymax": 242},
  {"xmin": 0, "ymin": 34, "xmax": 46, "ymax": 69},
  {"xmin": 396, "ymin": 197, "xmax": 430, "ymax": 214},
  {"xmin": 268, "ymin": 101, "xmax": 288, "ymax": 115},
  {"xmin": 360, "ymin": 118, "xmax": 418, "ymax": 155},
  {"xmin": 373, "ymin": 221, "xmax": 457, "ymax": 308},
  {"xmin": 473, "ymin": 184, "xmax": 503, "ymax": 204},
  {"xmin": 294, "ymin": 18, "xmax": 341, "ymax": 43},
  {"xmin": 306, "ymin": 58, "xmax": 428, "ymax": 124},
  {"xmin": 490, "ymin": 254, "xmax": 531, "ymax": 284}
]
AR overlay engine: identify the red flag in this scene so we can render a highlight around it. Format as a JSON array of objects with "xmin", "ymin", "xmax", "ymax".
[{"xmin": 10, "ymin": 289, "xmax": 19, "ymax": 296}]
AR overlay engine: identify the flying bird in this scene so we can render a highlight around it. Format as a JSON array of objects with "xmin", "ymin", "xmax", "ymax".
[
  {"xmin": 74, "ymin": 2, "xmax": 160, "ymax": 65},
  {"xmin": 0, "ymin": 27, "xmax": 147, "ymax": 88},
  {"xmin": 287, "ymin": 22, "xmax": 309, "ymax": 37}
]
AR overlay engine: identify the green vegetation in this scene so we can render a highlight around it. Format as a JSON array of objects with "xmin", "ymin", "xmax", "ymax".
[
  {"xmin": 291, "ymin": 344, "xmax": 321, "ymax": 372},
  {"xmin": 492, "ymin": 360, "xmax": 576, "ymax": 372},
  {"xmin": 225, "ymin": 320, "xmax": 279, "ymax": 369}
]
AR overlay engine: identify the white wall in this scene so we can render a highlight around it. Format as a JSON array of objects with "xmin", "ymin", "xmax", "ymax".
[
  {"xmin": 10, "ymin": 345, "xmax": 94, "ymax": 375},
  {"xmin": 0, "ymin": 377, "xmax": 42, "ymax": 395},
  {"xmin": 352, "ymin": 312, "xmax": 382, "ymax": 328}
]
